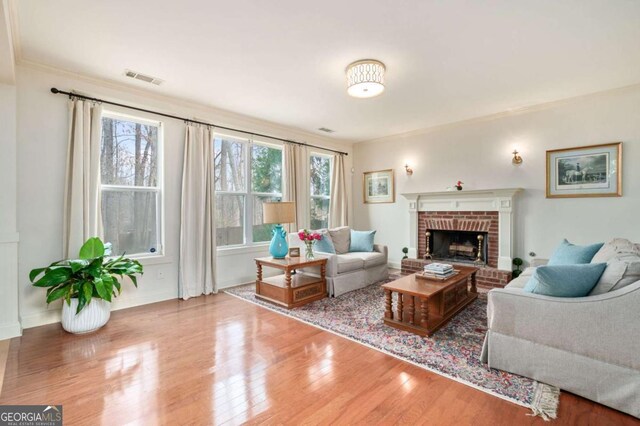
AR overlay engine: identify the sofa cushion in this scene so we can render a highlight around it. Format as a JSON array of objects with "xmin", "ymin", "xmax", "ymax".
[
  {"xmin": 505, "ymin": 275, "xmax": 529, "ymax": 289},
  {"xmin": 547, "ymin": 239, "xmax": 604, "ymax": 265},
  {"xmin": 329, "ymin": 226, "xmax": 351, "ymax": 254},
  {"xmin": 337, "ymin": 255, "xmax": 364, "ymax": 274},
  {"xmin": 349, "ymin": 230, "xmax": 376, "ymax": 252},
  {"xmin": 590, "ymin": 254, "xmax": 640, "ymax": 295},
  {"xmin": 523, "ymin": 263, "xmax": 607, "ymax": 297},
  {"xmin": 315, "ymin": 229, "xmax": 336, "ymax": 254},
  {"xmin": 591, "ymin": 238, "xmax": 640, "ymax": 263},
  {"xmin": 340, "ymin": 251, "xmax": 386, "ymax": 268}
]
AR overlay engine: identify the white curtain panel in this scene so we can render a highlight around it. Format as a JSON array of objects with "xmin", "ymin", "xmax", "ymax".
[
  {"xmin": 283, "ymin": 143, "xmax": 309, "ymax": 231},
  {"xmin": 179, "ymin": 125, "xmax": 216, "ymax": 299},
  {"xmin": 329, "ymin": 153, "xmax": 348, "ymax": 228},
  {"xmin": 63, "ymin": 99, "xmax": 103, "ymax": 258}
]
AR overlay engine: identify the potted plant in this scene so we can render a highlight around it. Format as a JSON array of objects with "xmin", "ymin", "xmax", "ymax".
[
  {"xmin": 29, "ymin": 237, "xmax": 143, "ymax": 334},
  {"xmin": 512, "ymin": 257, "xmax": 524, "ymax": 278},
  {"xmin": 402, "ymin": 247, "xmax": 409, "ymax": 259}
]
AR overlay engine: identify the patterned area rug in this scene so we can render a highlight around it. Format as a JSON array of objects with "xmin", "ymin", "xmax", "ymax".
[{"xmin": 225, "ymin": 274, "xmax": 559, "ymax": 419}]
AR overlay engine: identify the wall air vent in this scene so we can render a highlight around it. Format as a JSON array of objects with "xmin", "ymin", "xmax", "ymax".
[
  {"xmin": 124, "ymin": 69, "xmax": 163, "ymax": 86},
  {"xmin": 318, "ymin": 127, "xmax": 335, "ymax": 133}
]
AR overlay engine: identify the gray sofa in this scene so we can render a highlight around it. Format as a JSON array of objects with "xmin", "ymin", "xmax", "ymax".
[
  {"xmin": 481, "ymin": 239, "xmax": 640, "ymax": 418},
  {"xmin": 288, "ymin": 227, "xmax": 389, "ymax": 297}
]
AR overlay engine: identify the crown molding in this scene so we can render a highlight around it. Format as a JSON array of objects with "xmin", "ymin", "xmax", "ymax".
[
  {"xmin": 16, "ymin": 58, "xmax": 354, "ymax": 153},
  {"xmin": 356, "ymin": 81, "xmax": 640, "ymax": 146}
]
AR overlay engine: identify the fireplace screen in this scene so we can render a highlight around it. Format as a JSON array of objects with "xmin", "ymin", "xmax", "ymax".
[{"xmin": 427, "ymin": 230, "xmax": 488, "ymax": 264}]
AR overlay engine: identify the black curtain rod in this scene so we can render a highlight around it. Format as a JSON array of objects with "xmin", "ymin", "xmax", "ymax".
[{"xmin": 50, "ymin": 87, "xmax": 348, "ymax": 156}]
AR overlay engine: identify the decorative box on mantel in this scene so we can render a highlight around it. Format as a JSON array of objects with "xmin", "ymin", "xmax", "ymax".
[{"xmin": 400, "ymin": 188, "xmax": 522, "ymax": 289}]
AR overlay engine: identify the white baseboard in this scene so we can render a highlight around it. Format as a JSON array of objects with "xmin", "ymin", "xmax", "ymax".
[
  {"xmin": 20, "ymin": 309, "xmax": 61, "ymax": 329},
  {"xmin": 21, "ymin": 288, "xmax": 178, "ymax": 329},
  {"xmin": 388, "ymin": 261, "xmax": 402, "ymax": 270},
  {"xmin": 0, "ymin": 321, "xmax": 22, "ymax": 340},
  {"xmin": 218, "ymin": 276, "xmax": 255, "ymax": 289}
]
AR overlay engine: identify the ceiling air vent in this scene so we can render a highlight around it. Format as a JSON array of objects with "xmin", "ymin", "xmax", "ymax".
[
  {"xmin": 124, "ymin": 69, "xmax": 163, "ymax": 86},
  {"xmin": 318, "ymin": 127, "xmax": 335, "ymax": 133}
]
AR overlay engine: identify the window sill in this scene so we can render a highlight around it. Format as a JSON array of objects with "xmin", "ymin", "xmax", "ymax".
[
  {"xmin": 130, "ymin": 254, "xmax": 173, "ymax": 266},
  {"xmin": 217, "ymin": 244, "xmax": 271, "ymax": 257}
]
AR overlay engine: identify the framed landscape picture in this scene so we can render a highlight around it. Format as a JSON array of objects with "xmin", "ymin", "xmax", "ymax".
[
  {"xmin": 546, "ymin": 142, "xmax": 622, "ymax": 198},
  {"xmin": 363, "ymin": 169, "xmax": 395, "ymax": 203}
]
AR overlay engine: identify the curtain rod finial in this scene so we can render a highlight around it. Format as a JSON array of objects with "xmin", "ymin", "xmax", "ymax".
[{"xmin": 50, "ymin": 87, "xmax": 59, "ymax": 94}]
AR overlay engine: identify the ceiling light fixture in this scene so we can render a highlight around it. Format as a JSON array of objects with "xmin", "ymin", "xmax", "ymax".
[{"xmin": 346, "ymin": 59, "xmax": 385, "ymax": 98}]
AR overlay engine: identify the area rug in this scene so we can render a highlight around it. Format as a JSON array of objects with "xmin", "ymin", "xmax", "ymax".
[{"xmin": 225, "ymin": 275, "xmax": 559, "ymax": 420}]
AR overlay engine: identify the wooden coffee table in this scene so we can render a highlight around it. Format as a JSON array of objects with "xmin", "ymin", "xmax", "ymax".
[
  {"xmin": 382, "ymin": 266, "xmax": 478, "ymax": 336},
  {"xmin": 254, "ymin": 256, "xmax": 327, "ymax": 309}
]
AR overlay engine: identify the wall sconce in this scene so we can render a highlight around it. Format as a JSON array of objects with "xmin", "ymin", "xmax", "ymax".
[
  {"xmin": 512, "ymin": 150, "xmax": 523, "ymax": 165},
  {"xmin": 405, "ymin": 164, "xmax": 413, "ymax": 175}
]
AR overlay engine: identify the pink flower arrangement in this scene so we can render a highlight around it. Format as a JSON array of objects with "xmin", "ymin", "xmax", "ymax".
[
  {"xmin": 298, "ymin": 229, "xmax": 322, "ymax": 242},
  {"xmin": 298, "ymin": 229, "xmax": 322, "ymax": 259},
  {"xmin": 455, "ymin": 180, "xmax": 464, "ymax": 190}
]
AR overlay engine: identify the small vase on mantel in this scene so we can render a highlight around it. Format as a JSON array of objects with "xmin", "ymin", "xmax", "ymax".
[{"xmin": 455, "ymin": 180, "xmax": 464, "ymax": 191}]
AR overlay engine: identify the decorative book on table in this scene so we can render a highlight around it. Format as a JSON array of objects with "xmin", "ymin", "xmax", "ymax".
[{"xmin": 418, "ymin": 263, "xmax": 459, "ymax": 281}]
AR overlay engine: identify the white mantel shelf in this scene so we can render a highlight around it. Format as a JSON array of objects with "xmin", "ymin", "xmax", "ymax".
[
  {"xmin": 401, "ymin": 188, "xmax": 523, "ymax": 200},
  {"xmin": 401, "ymin": 188, "xmax": 523, "ymax": 271}
]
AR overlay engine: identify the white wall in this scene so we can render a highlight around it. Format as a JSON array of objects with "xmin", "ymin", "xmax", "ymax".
[
  {"xmin": 16, "ymin": 64, "xmax": 353, "ymax": 328},
  {"xmin": 0, "ymin": 83, "xmax": 20, "ymax": 339},
  {"xmin": 353, "ymin": 86, "xmax": 640, "ymax": 268}
]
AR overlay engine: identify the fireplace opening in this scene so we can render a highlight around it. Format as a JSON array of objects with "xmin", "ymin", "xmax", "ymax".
[{"xmin": 427, "ymin": 230, "xmax": 488, "ymax": 265}]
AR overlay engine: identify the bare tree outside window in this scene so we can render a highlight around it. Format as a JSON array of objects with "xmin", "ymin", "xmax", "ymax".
[
  {"xmin": 214, "ymin": 137, "xmax": 283, "ymax": 246},
  {"xmin": 100, "ymin": 115, "xmax": 162, "ymax": 256},
  {"xmin": 215, "ymin": 137, "xmax": 246, "ymax": 246},
  {"xmin": 310, "ymin": 154, "xmax": 331, "ymax": 229}
]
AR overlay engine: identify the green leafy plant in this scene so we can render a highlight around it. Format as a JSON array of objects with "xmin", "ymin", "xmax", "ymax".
[
  {"xmin": 512, "ymin": 257, "xmax": 524, "ymax": 278},
  {"xmin": 402, "ymin": 247, "xmax": 409, "ymax": 260},
  {"xmin": 29, "ymin": 237, "xmax": 143, "ymax": 314}
]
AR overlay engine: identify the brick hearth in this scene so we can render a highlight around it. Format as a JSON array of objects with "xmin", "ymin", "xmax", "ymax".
[{"xmin": 401, "ymin": 258, "xmax": 512, "ymax": 289}]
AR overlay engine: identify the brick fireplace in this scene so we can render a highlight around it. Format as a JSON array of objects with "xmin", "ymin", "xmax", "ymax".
[{"xmin": 400, "ymin": 189, "xmax": 522, "ymax": 289}]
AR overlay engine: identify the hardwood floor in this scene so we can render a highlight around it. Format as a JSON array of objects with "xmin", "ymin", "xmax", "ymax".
[
  {"xmin": 0, "ymin": 339, "xmax": 8, "ymax": 397},
  {"xmin": 0, "ymin": 293, "xmax": 637, "ymax": 425}
]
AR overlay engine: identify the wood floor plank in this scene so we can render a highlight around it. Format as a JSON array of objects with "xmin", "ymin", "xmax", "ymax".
[
  {"xmin": 0, "ymin": 293, "xmax": 637, "ymax": 425},
  {"xmin": 0, "ymin": 339, "xmax": 9, "ymax": 397}
]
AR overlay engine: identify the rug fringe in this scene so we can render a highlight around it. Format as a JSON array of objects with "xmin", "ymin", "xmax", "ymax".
[{"xmin": 528, "ymin": 383, "xmax": 560, "ymax": 421}]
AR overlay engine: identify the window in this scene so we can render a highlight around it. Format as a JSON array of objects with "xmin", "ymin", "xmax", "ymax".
[
  {"xmin": 310, "ymin": 154, "xmax": 331, "ymax": 229},
  {"xmin": 100, "ymin": 113, "xmax": 163, "ymax": 257},
  {"xmin": 214, "ymin": 135, "xmax": 283, "ymax": 247}
]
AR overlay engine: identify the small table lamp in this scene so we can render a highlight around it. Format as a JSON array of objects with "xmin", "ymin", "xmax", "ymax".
[{"xmin": 263, "ymin": 201, "xmax": 296, "ymax": 258}]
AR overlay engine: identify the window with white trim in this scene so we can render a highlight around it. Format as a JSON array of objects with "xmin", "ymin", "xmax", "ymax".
[
  {"xmin": 100, "ymin": 113, "xmax": 163, "ymax": 257},
  {"xmin": 309, "ymin": 153, "xmax": 331, "ymax": 229},
  {"xmin": 214, "ymin": 135, "xmax": 283, "ymax": 247}
]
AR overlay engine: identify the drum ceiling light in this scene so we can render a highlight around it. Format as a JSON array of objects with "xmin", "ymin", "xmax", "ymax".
[{"xmin": 346, "ymin": 59, "xmax": 385, "ymax": 98}]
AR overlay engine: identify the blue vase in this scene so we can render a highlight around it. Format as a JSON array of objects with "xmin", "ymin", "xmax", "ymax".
[{"xmin": 269, "ymin": 224, "xmax": 289, "ymax": 259}]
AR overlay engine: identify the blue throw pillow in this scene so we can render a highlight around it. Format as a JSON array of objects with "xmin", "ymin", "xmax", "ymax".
[
  {"xmin": 349, "ymin": 230, "xmax": 376, "ymax": 252},
  {"xmin": 547, "ymin": 239, "xmax": 604, "ymax": 265},
  {"xmin": 315, "ymin": 230, "xmax": 336, "ymax": 254},
  {"xmin": 523, "ymin": 264, "xmax": 607, "ymax": 297}
]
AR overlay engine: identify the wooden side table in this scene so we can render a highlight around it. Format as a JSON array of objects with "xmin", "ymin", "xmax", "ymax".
[{"xmin": 254, "ymin": 256, "xmax": 328, "ymax": 309}]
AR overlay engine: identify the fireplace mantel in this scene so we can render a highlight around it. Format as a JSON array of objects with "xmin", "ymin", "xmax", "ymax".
[{"xmin": 401, "ymin": 188, "xmax": 522, "ymax": 271}]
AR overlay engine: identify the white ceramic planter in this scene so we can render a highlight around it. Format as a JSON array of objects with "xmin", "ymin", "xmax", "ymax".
[{"xmin": 61, "ymin": 298, "xmax": 111, "ymax": 334}]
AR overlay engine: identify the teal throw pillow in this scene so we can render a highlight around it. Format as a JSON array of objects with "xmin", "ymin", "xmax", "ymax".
[
  {"xmin": 315, "ymin": 230, "xmax": 336, "ymax": 254},
  {"xmin": 349, "ymin": 230, "xmax": 376, "ymax": 252},
  {"xmin": 523, "ymin": 264, "xmax": 607, "ymax": 297},
  {"xmin": 547, "ymin": 239, "xmax": 604, "ymax": 265}
]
